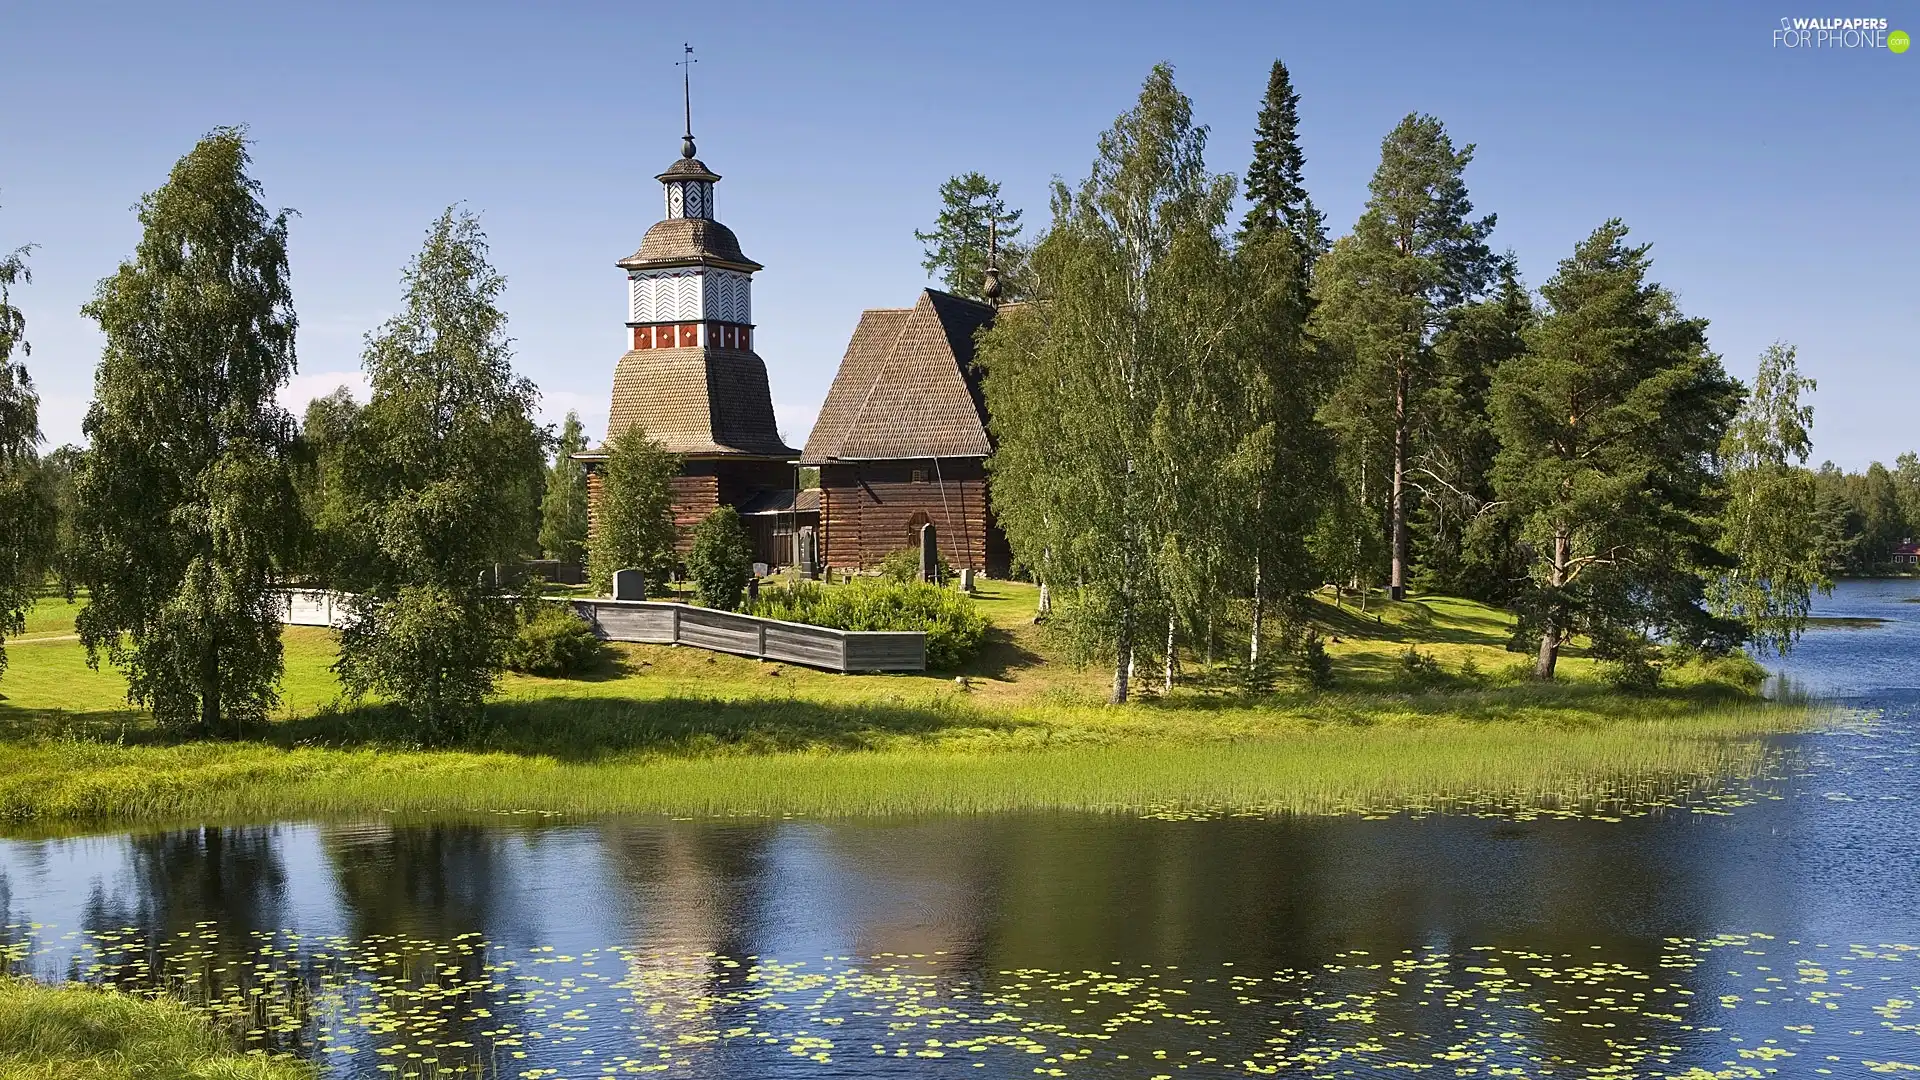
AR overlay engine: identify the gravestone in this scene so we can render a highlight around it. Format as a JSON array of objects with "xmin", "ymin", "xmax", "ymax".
[
  {"xmin": 958, "ymin": 567, "xmax": 975, "ymax": 592},
  {"xmin": 612, "ymin": 568, "xmax": 647, "ymax": 601},
  {"xmin": 798, "ymin": 526, "xmax": 818, "ymax": 580},
  {"xmin": 919, "ymin": 522, "xmax": 938, "ymax": 583}
]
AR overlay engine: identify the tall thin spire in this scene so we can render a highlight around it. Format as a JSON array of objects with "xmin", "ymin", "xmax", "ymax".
[
  {"xmin": 677, "ymin": 44, "xmax": 698, "ymax": 158},
  {"xmin": 982, "ymin": 219, "xmax": 1003, "ymax": 306}
]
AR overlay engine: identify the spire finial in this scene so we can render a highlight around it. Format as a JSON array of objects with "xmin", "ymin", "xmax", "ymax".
[
  {"xmin": 677, "ymin": 44, "xmax": 698, "ymax": 158},
  {"xmin": 982, "ymin": 219, "xmax": 1003, "ymax": 305}
]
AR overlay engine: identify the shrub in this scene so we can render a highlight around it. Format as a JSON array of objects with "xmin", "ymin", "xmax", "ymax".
[
  {"xmin": 503, "ymin": 603, "xmax": 604, "ymax": 677},
  {"xmin": 1301, "ymin": 630, "xmax": 1334, "ymax": 689},
  {"xmin": 877, "ymin": 545, "xmax": 951, "ymax": 584},
  {"xmin": 749, "ymin": 579, "xmax": 987, "ymax": 669},
  {"xmin": 1399, "ymin": 646, "xmax": 1442, "ymax": 682},
  {"xmin": 686, "ymin": 506, "xmax": 753, "ymax": 610}
]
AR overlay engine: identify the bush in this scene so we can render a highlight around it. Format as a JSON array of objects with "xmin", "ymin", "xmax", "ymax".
[
  {"xmin": 877, "ymin": 545, "xmax": 951, "ymax": 584},
  {"xmin": 503, "ymin": 603, "xmax": 604, "ymax": 677},
  {"xmin": 1301, "ymin": 630, "xmax": 1334, "ymax": 690},
  {"xmin": 686, "ymin": 506, "xmax": 753, "ymax": 610},
  {"xmin": 749, "ymin": 579, "xmax": 987, "ymax": 669},
  {"xmin": 1399, "ymin": 645, "xmax": 1442, "ymax": 683}
]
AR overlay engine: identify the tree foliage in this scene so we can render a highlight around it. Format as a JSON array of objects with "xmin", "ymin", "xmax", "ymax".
[
  {"xmin": 1238, "ymin": 59, "xmax": 1326, "ymax": 265},
  {"xmin": 291, "ymin": 386, "xmax": 362, "ymax": 583},
  {"xmin": 0, "ymin": 232, "xmax": 53, "ymax": 681},
  {"xmin": 1711, "ymin": 343, "xmax": 1829, "ymax": 655},
  {"xmin": 915, "ymin": 172, "xmax": 1030, "ymax": 301},
  {"xmin": 73, "ymin": 129, "xmax": 302, "ymax": 732},
  {"xmin": 1489, "ymin": 220, "xmax": 1741, "ymax": 680},
  {"xmin": 685, "ymin": 505, "xmax": 753, "ymax": 610},
  {"xmin": 585, "ymin": 425, "xmax": 680, "ymax": 595},
  {"xmin": 983, "ymin": 64, "xmax": 1259, "ymax": 702},
  {"xmin": 1315, "ymin": 114, "xmax": 1496, "ymax": 600},
  {"xmin": 539, "ymin": 411, "xmax": 591, "ymax": 565},
  {"xmin": 331, "ymin": 208, "xmax": 543, "ymax": 740}
]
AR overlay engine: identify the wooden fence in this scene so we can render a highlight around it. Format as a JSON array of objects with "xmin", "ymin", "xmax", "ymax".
[
  {"xmin": 568, "ymin": 599, "xmax": 925, "ymax": 673},
  {"xmin": 275, "ymin": 590, "xmax": 926, "ymax": 673}
]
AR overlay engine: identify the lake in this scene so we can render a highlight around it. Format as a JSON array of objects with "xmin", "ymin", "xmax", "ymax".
[{"xmin": 4, "ymin": 579, "xmax": 1918, "ymax": 1077}]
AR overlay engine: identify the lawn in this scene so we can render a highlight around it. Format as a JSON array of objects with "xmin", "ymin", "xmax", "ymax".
[{"xmin": 0, "ymin": 582, "xmax": 1809, "ymax": 829}]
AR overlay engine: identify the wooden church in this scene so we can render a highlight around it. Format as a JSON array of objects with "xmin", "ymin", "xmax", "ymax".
[
  {"xmin": 801, "ymin": 288, "xmax": 1012, "ymax": 577},
  {"xmin": 577, "ymin": 119, "xmax": 806, "ymax": 562}
]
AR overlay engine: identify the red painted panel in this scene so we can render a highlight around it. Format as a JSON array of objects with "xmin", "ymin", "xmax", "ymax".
[{"xmin": 679, "ymin": 323, "xmax": 697, "ymax": 347}]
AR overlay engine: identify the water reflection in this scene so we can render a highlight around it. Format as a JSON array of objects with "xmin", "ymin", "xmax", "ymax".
[{"xmin": 1, "ymin": 579, "xmax": 1916, "ymax": 1077}]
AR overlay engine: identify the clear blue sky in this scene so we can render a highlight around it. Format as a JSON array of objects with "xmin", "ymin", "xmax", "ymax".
[{"xmin": 5, "ymin": 1, "xmax": 1914, "ymax": 468}]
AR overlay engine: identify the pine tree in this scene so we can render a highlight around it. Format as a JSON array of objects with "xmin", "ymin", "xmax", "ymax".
[
  {"xmin": 539, "ymin": 411, "xmax": 591, "ymax": 564},
  {"xmin": 916, "ymin": 172, "xmax": 1029, "ymax": 300},
  {"xmin": 1490, "ymin": 220, "xmax": 1741, "ymax": 680},
  {"xmin": 1711, "ymin": 343, "xmax": 1828, "ymax": 655},
  {"xmin": 1238, "ymin": 59, "xmax": 1326, "ymax": 265},
  {"xmin": 332, "ymin": 208, "xmax": 544, "ymax": 741},
  {"xmin": 0, "ymin": 232, "xmax": 53, "ymax": 682},
  {"xmin": 1315, "ymin": 114, "xmax": 1497, "ymax": 601},
  {"xmin": 585, "ymin": 426, "xmax": 680, "ymax": 595},
  {"xmin": 74, "ymin": 130, "xmax": 303, "ymax": 733}
]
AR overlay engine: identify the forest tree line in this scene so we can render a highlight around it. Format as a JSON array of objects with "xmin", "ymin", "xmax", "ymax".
[{"xmin": 912, "ymin": 62, "xmax": 1897, "ymax": 701}]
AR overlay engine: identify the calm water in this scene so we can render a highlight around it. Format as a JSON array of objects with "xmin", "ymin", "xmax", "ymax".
[{"xmin": 3, "ymin": 580, "xmax": 1918, "ymax": 1077}]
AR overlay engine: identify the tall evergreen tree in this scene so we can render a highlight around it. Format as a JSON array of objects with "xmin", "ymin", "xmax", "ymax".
[
  {"xmin": 332, "ymin": 208, "xmax": 544, "ymax": 741},
  {"xmin": 1315, "ymin": 114, "xmax": 1496, "ymax": 600},
  {"xmin": 1710, "ymin": 343, "xmax": 1828, "ymax": 655},
  {"xmin": 585, "ymin": 425, "xmax": 680, "ymax": 595},
  {"xmin": 981, "ymin": 64, "xmax": 1239, "ymax": 703},
  {"xmin": 1409, "ymin": 256, "xmax": 1531, "ymax": 600},
  {"xmin": 1490, "ymin": 220, "xmax": 1741, "ymax": 680},
  {"xmin": 538, "ymin": 410, "xmax": 590, "ymax": 564},
  {"xmin": 1238, "ymin": 59, "xmax": 1326, "ymax": 265},
  {"xmin": 916, "ymin": 172, "xmax": 1030, "ymax": 300},
  {"xmin": 74, "ymin": 130, "xmax": 303, "ymax": 733},
  {"xmin": 0, "ymin": 233, "xmax": 53, "ymax": 682}
]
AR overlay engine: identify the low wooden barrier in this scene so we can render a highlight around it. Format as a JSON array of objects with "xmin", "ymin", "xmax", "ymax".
[
  {"xmin": 568, "ymin": 599, "xmax": 926, "ymax": 673},
  {"xmin": 273, "ymin": 591, "xmax": 925, "ymax": 674}
]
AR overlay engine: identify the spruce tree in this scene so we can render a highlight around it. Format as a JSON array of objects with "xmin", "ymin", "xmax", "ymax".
[
  {"xmin": 539, "ymin": 411, "xmax": 591, "ymax": 565},
  {"xmin": 1315, "ymin": 114, "xmax": 1496, "ymax": 600},
  {"xmin": 74, "ymin": 130, "xmax": 303, "ymax": 733},
  {"xmin": 1238, "ymin": 59, "xmax": 1326, "ymax": 265},
  {"xmin": 0, "ymin": 234, "xmax": 53, "ymax": 682},
  {"xmin": 332, "ymin": 208, "xmax": 544, "ymax": 740},
  {"xmin": 915, "ymin": 172, "xmax": 1029, "ymax": 300},
  {"xmin": 1490, "ymin": 220, "xmax": 1741, "ymax": 680}
]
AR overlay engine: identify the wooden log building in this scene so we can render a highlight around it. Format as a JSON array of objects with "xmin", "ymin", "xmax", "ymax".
[
  {"xmin": 576, "ymin": 125, "xmax": 814, "ymax": 566},
  {"xmin": 800, "ymin": 289, "xmax": 1012, "ymax": 576}
]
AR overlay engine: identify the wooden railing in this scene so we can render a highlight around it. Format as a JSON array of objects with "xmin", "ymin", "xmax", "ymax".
[
  {"xmin": 276, "ymin": 591, "xmax": 927, "ymax": 673},
  {"xmin": 567, "ymin": 599, "xmax": 925, "ymax": 673}
]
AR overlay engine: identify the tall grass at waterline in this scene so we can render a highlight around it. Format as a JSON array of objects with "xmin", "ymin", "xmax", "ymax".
[
  {"xmin": 0, "ymin": 978, "xmax": 314, "ymax": 1079},
  {"xmin": 0, "ymin": 693, "xmax": 1812, "ymax": 827}
]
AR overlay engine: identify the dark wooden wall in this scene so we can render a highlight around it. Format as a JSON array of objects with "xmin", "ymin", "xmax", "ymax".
[
  {"xmin": 818, "ymin": 459, "xmax": 1009, "ymax": 575},
  {"xmin": 588, "ymin": 457, "xmax": 798, "ymax": 557}
]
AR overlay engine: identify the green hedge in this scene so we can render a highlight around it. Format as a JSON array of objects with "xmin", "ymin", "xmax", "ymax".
[{"xmin": 749, "ymin": 580, "xmax": 987, "ymax": 669}]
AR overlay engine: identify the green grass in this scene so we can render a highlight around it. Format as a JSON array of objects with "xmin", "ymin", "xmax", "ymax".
[
  {"xmin": 0, "ymin": 583, "xmax": 1812, "ymax": 829},
  {"xmin": 0, "ymin": 978, "xmax": 312, "ymax": 1079}
]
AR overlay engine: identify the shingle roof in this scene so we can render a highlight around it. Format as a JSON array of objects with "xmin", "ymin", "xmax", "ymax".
[
  {"xmin": 656, "ymin": 157, "xmax": 721, "ymax": 182},
  {"xmin": 607, "ymin": 346, "xmax": 798, "ymax": 458},
  {"xmin": 800, "ymin": 290, "xmax": 996, "ymax": 464},
  {"xmin": 618, "ymin": 218, "xmax": 760, "ymax": 272}
]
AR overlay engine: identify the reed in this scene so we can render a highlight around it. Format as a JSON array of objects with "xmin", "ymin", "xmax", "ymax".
[{"xmin": 0, "ymin": 978, "xmax": 314, "ymax": 1079}]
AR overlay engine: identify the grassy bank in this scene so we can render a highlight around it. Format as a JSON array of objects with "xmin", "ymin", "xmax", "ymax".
[
  {"xmin": 0, "ymin": 582, "xmax": 1812, "ymax": 828},
  {"xmin": 0, "ymin": 978, "xmax": 312, "ymax": 1079}
]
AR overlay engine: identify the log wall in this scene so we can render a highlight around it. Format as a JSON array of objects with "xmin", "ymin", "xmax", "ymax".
[{"xmin": 817, "ymin": 459, "xmax": 1009, "ymax": 575}]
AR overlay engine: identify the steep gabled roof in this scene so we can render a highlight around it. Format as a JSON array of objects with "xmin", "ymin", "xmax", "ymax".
[{"xmin": 800, "ymin": 290, "xmax": 996, "ymax": 464}]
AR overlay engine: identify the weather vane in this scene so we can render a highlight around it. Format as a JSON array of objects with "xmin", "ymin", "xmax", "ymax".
[{"xmin": 677, "ymin": 44, "xmax": 698, "ymax": 158}]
